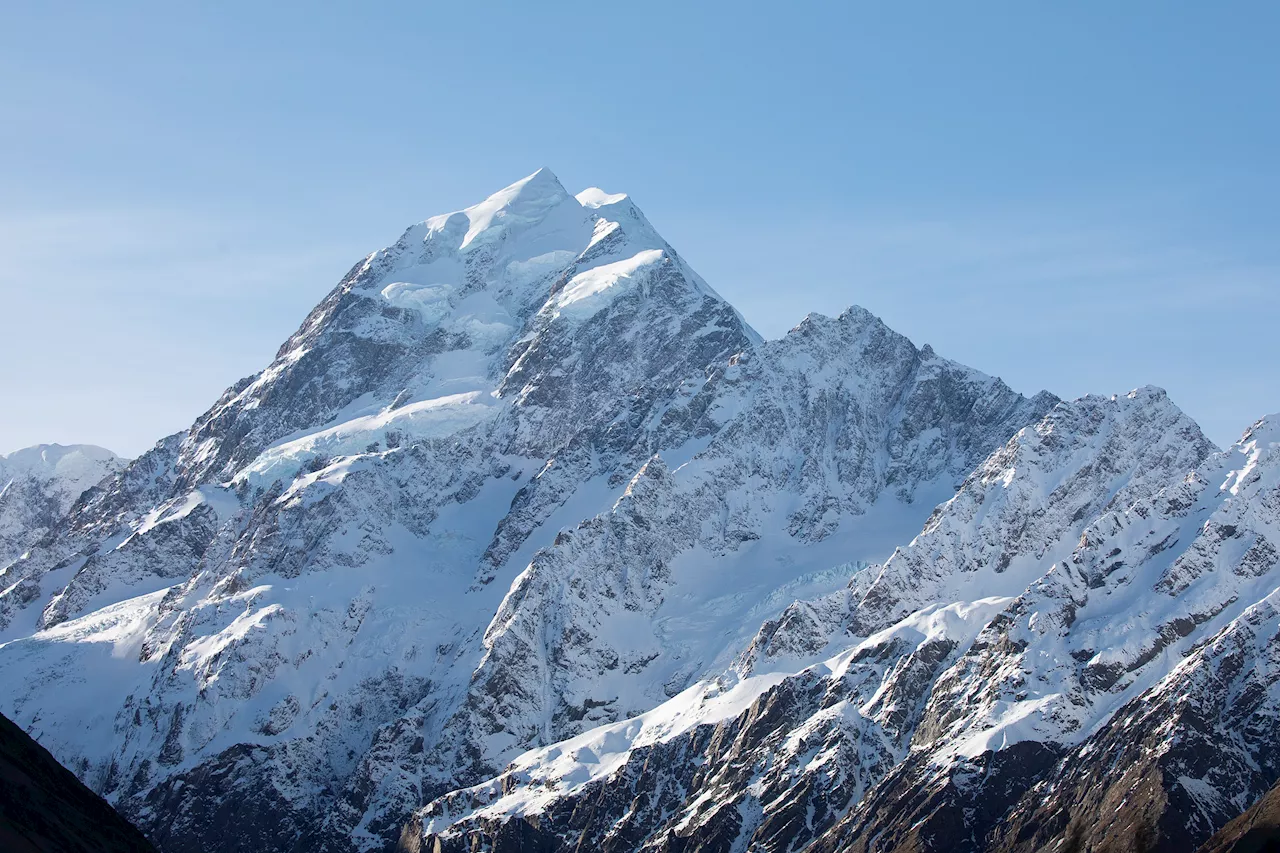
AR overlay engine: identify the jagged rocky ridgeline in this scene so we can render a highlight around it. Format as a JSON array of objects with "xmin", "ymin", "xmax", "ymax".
[{"xmin": 0, "ymin": 170, "xmax": 1275, "ymax": 853}]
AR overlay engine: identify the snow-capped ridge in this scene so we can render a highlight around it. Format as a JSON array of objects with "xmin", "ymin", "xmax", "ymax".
[
  {"xmin": 787, "ymin": 305, "xmax": 884, "ymax": 333},
  {"xmin": 0, "ymin": 443, "xmax": 128, "ymax": 568},
  {"xmin": 1235, "ymin": 411, "xmax": 1280, "ymax": 450},
  {"xmin": 0, "ymin": 443, "xmax": 123, "ymax": 482},
  {"xmin": 1220, "ymin": 412, "xmax": 1280, "ymax": 497},
  {"xmin": 1120, "ymin": 383, "xmax": 1173, "ymax": 403}
]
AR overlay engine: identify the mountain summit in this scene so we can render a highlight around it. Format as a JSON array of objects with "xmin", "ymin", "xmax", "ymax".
[{"xmin": 424, "ymin": 167, "xmax": 572, "ymax": 249}]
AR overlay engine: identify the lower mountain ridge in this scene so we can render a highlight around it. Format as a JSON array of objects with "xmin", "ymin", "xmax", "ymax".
[
  {"xmin": 0, "ymin": 444, "xmax": 126, "ymax": 567},
  {"xmin": 0, "ymin": 171, "xmax": 1275, "ymax": 853},
  {"xmin": 1198, "ymin": 778, "xmax": 1280, "ymax": 853},
  {"xmin": 416, "ymin": 400, "xmax": 1279, "ymax": 853}
]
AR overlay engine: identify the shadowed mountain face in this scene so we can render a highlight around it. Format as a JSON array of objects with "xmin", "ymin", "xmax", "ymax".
[
  {"xmin": 0, "ymin": 711, "xmax": 156, "ymax": 853},
  {"xmin": 1198, "ymin": 779, "xmax": 1280, "ymax": 853}
]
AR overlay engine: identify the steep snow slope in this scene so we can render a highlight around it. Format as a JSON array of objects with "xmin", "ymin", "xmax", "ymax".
[
  {"xmin": 0, "ymin": 444, "xmax": 126, "ymax": 567},
  {"xmin": 419, "ymin": 392, "xmax": 1280, "ymax": 853},
  {"xmin": 0, "ymin": 171, "xmax": 1052, "ymax": 853}
]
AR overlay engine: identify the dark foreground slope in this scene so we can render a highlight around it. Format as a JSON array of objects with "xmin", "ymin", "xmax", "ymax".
[
  {"xmin": 0, "ymin": 711, "xmax": 156, "ymax": 853},
  {"xmin": 1200, "ymin": 779, "xmax": 1280, "ymax": 853}
]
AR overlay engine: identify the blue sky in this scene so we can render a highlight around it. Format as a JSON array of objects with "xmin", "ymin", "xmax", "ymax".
[{"xmin": 2, "ymin": 1, "xmax": 1277, "ymax": 456}]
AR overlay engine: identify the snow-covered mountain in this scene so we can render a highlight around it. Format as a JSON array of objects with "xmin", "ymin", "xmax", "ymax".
[
  {"xmin": 0, "ymin": 171, "xmax": 1063, "ymax": 853},
  {"xmin": 3, "ymin": 170, "xmax": 1276, "ymax": 853},
  {"xmin": 417, "ymin": 396, "xmax": 1280, "ymax": 853},
  {"xmin": 0, "ymin": 444, "xmax": 126, "ymax": 567}
]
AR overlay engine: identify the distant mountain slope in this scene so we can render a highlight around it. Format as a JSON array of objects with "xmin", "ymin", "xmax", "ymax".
[
  {"xmin": 0, "ymin": 710, "xmax": 156, "ymax": 853},
  {"xmin": 0, "ymin": 444, "xmax": 126, "ymax": 566}
]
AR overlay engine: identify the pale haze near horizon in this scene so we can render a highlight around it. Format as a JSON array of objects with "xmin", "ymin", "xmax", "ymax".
[{"xmin": 2, "ymin": 2, "xmax": 1277, "ymax": 458}]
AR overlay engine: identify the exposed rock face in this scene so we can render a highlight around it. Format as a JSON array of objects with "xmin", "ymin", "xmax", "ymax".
[
  {"xmin": 422, "ymin": 308, "xmax": 1055, "ymax": 795},
  {"xmin": 0, "ymin": 171, "xmax": 1055, "ymax": 853},
  {"xmin": 418, "ymin": 403, "xmax": 1280, "ymax": 853},
  {"xmin": 0, "ymin": 710, "xmax": 156, "ymax": 853},
  {"xmin": 419, "ymin": 594, "xmax": 1017, "ymax": 853}
]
